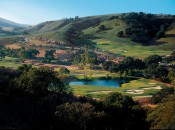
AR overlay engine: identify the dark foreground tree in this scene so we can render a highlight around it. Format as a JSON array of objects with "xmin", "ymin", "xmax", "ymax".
[
  {"xmin": 117, "ymin": 31, "xmax": 124, "ymax": 37},
  {"xmin": 12, "ymin": 67, "xmax": 67, "ymax": 95},
  {"xmin": 103, "ymin": 92, "xmax": 148, "ymax": 130},
  {"xmin": 54, "ymin": 102, "xmax": 105, "ymax": 130},
  {"xmin": 147, "ymin": 95, "xmax": 175, "ymax": 129}
]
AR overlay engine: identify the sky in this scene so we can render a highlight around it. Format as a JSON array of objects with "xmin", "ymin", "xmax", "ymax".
[{"xmin": 0, "ymin": 0, "xmax": 175, "ymax": 25}]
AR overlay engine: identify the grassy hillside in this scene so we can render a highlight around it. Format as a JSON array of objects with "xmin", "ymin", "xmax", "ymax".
[
  {"xmin": 0, "ymin": 18, "xmax": 29, "ymax": 37},
  {"xmin": 26, "ymin": 13, "xmax": 175, "ymax": 57},
  {"xmin": 0, "ymin": 17, "xmax": 29, "ymax": 28}
]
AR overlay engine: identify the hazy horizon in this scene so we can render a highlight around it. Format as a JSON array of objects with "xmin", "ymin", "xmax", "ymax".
[{"xmin": 0, "ymin": 0, "xmax": 175, "ymax": 25}]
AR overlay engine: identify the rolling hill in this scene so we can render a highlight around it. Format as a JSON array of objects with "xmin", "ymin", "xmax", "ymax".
[
  {"xmin": 0, "ymin": 17, "xmax": 29, "ymax": 37},
  {"xmin": 25, "ymin": 13, "xmax": 175, "ymax": 58},
  {"xmin": 1, "ymin": 12, "xmax": 175, "ymax": 58}
]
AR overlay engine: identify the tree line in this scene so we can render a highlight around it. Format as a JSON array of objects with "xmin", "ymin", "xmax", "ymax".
[{"xmin": 102, "ymin": 52, "xmax": 175, "ymax": 85}]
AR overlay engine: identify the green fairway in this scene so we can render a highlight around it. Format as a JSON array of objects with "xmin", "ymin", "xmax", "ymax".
[
  {"xmin": 71, "ymin": 78, "xmax": 166, "ymax": 99},
  {"xmin": 71, "ymin": 85, "xmax": 119, "ymax": 99},
  {"xmin": 0, "ymin": 57, "xmax": 21, "ymax": 69},
  {"xmin": 93, "ymin": 39, "xmax": 171, "ymax": 58}
]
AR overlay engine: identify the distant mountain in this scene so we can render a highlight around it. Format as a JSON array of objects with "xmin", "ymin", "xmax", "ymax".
[
  {"xmin": 0, "ymin": 17, "xmax": 29, "ymax": 29},
  {"xmin": 0, "ymin": 17, "xmax": 30, "ymax": 37}
]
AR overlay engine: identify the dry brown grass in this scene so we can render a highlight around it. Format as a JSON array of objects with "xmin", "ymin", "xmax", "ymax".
[{"xmin": 6, "ymin": 44, "xmax": 21, "ymax": 49}]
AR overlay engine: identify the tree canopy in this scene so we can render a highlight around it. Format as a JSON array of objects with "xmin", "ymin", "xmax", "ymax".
[{"xmin": 12, "ymin": 66, "xmax": 66, "ymax": 95}]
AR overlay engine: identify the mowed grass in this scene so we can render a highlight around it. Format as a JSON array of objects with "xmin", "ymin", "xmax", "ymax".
[
  {"xmin": 72, "ymin": 85, "xmax": 119, "ymax": 99},
  {"xmin": 0, "ymin": 57, "xmax": 21, "ymax": 69},
  {"xmin": 118, "ymin": 78, "xmax": 164, "ymax": 96},
  {"xmin": 70, "ymin": 69, "xmax": 110, "ymax": 79},
  {"xmin": 94, "ymin": 39, "xmax": 171, "ymax": 58},
  {"xmin": 83, "ymin": 19, "xmax": 175, "ymax": 58},
  {"xmin": 71, "ymin": 78, "xmax": 166, "ymax": 99}
]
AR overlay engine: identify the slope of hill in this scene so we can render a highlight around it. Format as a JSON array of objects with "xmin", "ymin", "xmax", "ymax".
[
  {"xmin": 0, "ymin": 17, "xmax": 29, "ymax": 37},
  {"xmin": 0, "ymin": 17, "xmax": 29, "ymax": 28},
  {"xmin": 26, "ymin": 13, "xmax": 175, "ymax": 57}
]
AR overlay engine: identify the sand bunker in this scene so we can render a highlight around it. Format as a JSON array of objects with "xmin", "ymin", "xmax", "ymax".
[
  {"xmin": 89, "ymin": 90, "xmax": 112, "ymax": 94},
  {"xmin": 142, "ymin": 86, "xmax": 162, "ymax": 90},
  {"xmin": 148, "ymin": 83, "xmax": 157, "ymax": 85},
  {"xmin": 125, "ymin": 89, "xmax": 144, "ymax": 94},
  {"xmin": 132, "ymin": 95, "xmax": 153, "ymax": 98},
  {"xmin": 125, "ymin": 86, "xmax": 162, "ymax": 95}
]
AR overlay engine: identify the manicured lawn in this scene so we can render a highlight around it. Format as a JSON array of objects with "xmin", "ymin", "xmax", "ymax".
[
  {"xmin": 118, "ymin": 78, "xmax": 165, "ymax": 96},
  {"xmin": 71, "ymin": 78, "xmax": 167, "ymax": 99},
  {"xmin": 93, "ymin": 39, "xmax": 171, "ymax": 58},
  {"xmin": 70, "ymin": 69, "xmax": 110, "ymax": 79},
  {"xmin": 71, "ymin": 85, "xmax": 119, "ymax": 99},
  {"xmin": 0, "ymin": 57, "xmax": 21, "ymax": 69}
]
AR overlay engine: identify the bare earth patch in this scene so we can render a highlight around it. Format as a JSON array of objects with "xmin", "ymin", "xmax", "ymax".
[{"xmin": 6, "ymin": 44, "xmax": 21, "ymax": 49}]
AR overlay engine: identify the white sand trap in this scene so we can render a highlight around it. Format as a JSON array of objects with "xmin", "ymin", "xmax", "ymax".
[
  {"xmin": 125, "ymin": 89, "xmax": 144, "ymax": 94},
  {"xmin": 132, "ymin": 95, "xmax": 153, "ymax": 98},
  {"xmin": 142, "ymin": 86, "xmax": 162, "ymax": 90},
  {"xmin": 148, "ymin": 83, "xmax": 157, "ymax": 85},
  {"xmin": 125, "ymin": 92, "xmax": 144, "ymax": 94},
  {"xmin": 100, "ymin": 91, "xmax": 113, "ymax": 93},
  {"xmin": 90, "ymin": 92, "xmax": 100, "ymax": 94},
  {"xmin": 90, "ymin": 90, "xmax": 112, "ymax": 94},
  {"xmin": 152, "ymin": 86, "xmax": 162, "ymax": 89}
]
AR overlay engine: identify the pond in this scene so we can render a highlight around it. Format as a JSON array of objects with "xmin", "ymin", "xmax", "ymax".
[{"xmin": 69, "ymin": 79, "xmax": 127, "ymax": 88}]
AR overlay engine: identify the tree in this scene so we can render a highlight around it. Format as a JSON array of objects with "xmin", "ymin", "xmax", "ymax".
[
  {"xmin": 151, "ymin": 87, "xmax": 175, "ymax": 104},
  {"xmin": 0, "ymin": 50, "xmax": 5, "ymax": 60},
  {"xmin": 118, "ymin": 57, "xmax": 135, "ymax": 72},
  {"xmin": 144, "ymin": 63, "xmax": 158, "ymax": 78},
  {"xmin": 155, "ymin": 67, "xmax": 168, "ymax": 82},
  {"xmin": 18, "ymin": 49, "xmax": 39, "ymax": 60},
  {"xmin": 117, "ymin": 31, "xmax": 124, "ymax": 37},
  {"xmin": 125, "ymin": 28, "xmax": 132, "ymax": 35},
  {"xmin": 17, "ymin": 64, "xmax": 32, "ymax": 75},
  {"xmin": 103, "ymin": 92, "xmax": 148, "ymax": 130},
  {"xmin": 98, "ymin": 25, "xmax": 105, "ymax": 31},
  {"xmin": 156, "ymin": 31, "xmax": 165, "ymax": 38},
  {"xmin": 54, "ymin": 102, "xmax": 97, "ymax": 130},
  {"xmin": 73, "ymin": 55, "xmax": 81, "ymax": 65},
  {"xmin": 171, "ymin": 51, "xmax": 175, "ymax": 57},
  {"xmin": 134, "ymin": 59, "xmax": 145, "ymax": 70},
  {"xmin": 58, "ymin": 67, "xmax": 70, "ymax": 75},
  {"xmin": 143, "ymin": 63, "xmax": 168, "ymax": 81},
  {"xmin": 147, "ymin": 95, "xmax": 175, "ymax": 129},
  {"xmin": 65, "ymin": 28, "xmax": 84, "ymax": 42},
  {"xmin": 102, "ymin": 61, "xmax": 114, "ymax": 71},
  {"xmin": 44, "ymin": 50, "xmax": 55, "ymax": 63},
  {"xmin": 13, "ymin": 67, "xmax": 66, "ymax": 95},
  {"xmin": 144, "ymin": 55, "xmax": 162, "ymax": 66},
  {"xmin": 168, "ymin": 69, "xmax": 175, "ymax": 85}
]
